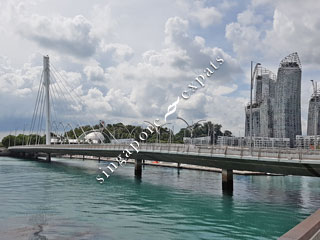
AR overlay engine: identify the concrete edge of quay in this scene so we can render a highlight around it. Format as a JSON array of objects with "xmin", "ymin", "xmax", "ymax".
[
  {"xmin": 279, "ymin": 208, "xmax": 320, "ymax": 240},
  {"xmin": 0, "ymin": 147, "xmax": 10, "ymax": 156}
]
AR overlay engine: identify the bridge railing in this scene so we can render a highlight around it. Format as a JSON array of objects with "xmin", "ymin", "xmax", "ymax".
[{"xmin": 8, "ymin": 143, "xmax": 320, "ymax": 161}]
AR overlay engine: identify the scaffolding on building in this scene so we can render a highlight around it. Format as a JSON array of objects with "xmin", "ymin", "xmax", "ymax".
[
  {"xmin": 307, "ymin": 80, "xmax": 320, "ymax": 136},
  {"xmin": 279, "ymin": 52, "xmax": 301, "ymax": 69},
  {"xmin": 245, "ymin": 66, "xmax": 276, "ymax": 138},
  {"xmin": 245, "ymin": 53, "xmax": 302, "ymax": 147}
]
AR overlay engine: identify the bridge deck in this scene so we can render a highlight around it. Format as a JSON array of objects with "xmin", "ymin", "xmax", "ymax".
[{"xmin": 9, "ymin": 144, "xmax": 320, "ymax": 177}]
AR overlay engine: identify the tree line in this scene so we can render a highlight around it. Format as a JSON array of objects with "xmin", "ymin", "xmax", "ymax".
[{"xmin": 1, "ymin": 121, "xmax": 232, "ymax": 148}]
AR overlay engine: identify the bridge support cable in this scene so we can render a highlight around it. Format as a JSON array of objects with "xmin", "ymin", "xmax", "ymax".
[
  {"xmin": 50, "ymin": 75, "xmax": 74, "ymax": 143},
  {"xmin": 29, "ymin": 86, "xmax": 44, "ymax": 145},
  {"xmin": 35, "ymin": 84, "xmax": 46, "ymax": 145},
  {"xmin": 53, "ymin": 66, "xmax": 110, "ymax": 143},
  {"xmin": 50, "ymin": 67, "xmax": 94, "ymax": 130},
  {"xmin": 32, "ymin": 81, "xmax": 45, "ymax": 145},
  {"xmin": 50, "ymin": 77, "xmax": 76, "ymax": 144},
  {"xmin": 28, "ymin": 71, "xmax": 44, "ymax": 145},
  {"xmin": 50, "ymin": 68, "xmax": 100, "ymax": 144},
  {"xmin": 50, "ymin": 67, "xmax": 103, "ymax": 142},
  {"xmin": 50, "ymin": 63, "xmax": 119, "ymax": 143},
  {"xmin": 50, "ymin": 71, "xmax": 89, "ymax": 144},
  {"xmin": 49, "ymin": 91, "xmax": 60, "ymax": 141},
  {"xmin": 48, "ymin": 77, "xmax": 60, "ymax": 138}
]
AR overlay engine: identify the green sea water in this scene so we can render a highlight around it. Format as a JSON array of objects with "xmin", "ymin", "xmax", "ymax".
[{"xmin": 0, "ymin": 156, "xmax": 319, "ymax": 239}]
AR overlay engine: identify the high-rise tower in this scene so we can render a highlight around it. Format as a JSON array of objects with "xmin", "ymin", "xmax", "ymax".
[
  {"xmin": 273, "ymin": 52, "xmax": 302, "ymax": 145},
  {"xmin": 245, "ymin": 66, "xmax": 276, "ymax": 137},
  {"xmin": 307, "ymin": 81, "xmax": 320, "ymax": 136}
]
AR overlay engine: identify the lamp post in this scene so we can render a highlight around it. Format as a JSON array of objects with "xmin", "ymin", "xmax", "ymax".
[
  {"xmin": 143, "ymin": 121, "xmax": 171, "ymax": 143},
  {"xmin": 250, "ymin": 61, "xmax": 261, "ymax": 155},
  {"xmin": 14, "ymin": 129, "xmax": 17, "ymax": 146},
  {"xmin": 100, "ymin": 120, "xmax": 118, "ymax": 143},
  {"xmin": 119, "ymin": 123, "xmax": 138, "ymax": 138},
  {"xmin": 170, "ymin": 126, "xmax": 174, "ymax": 144},
  {"xmin": 9, "ymin": 131, "xmax": 11, "ymax": 147},
  {"xmin": 177, "ymin": 117, "xmax": 206, "ymax": 144},
  {"xmin": 158, "ymin": 123, "xmax": 172, "ymax": 143},
  {"xmin": 22, "ymin": 124, "xmax": 26, "ymax": 146},
  {"xmin": 129, "ymin": 126, "xmax": 138, "ymax": 139},
  {"xmin": 143, "ymin": 121, "xmax": 155, "ymax": 143}
]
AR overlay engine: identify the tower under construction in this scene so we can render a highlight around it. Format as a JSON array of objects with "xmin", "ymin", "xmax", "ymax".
[
  {"xmin": 307, "ymin": 81, "xmax": 320, "ymax": 136},
  {"xmin": 245, "ymin": 66, "xmax": 276, "ymax": 138},
  {"xmin": 273, "ymin": 52, "xmax": 302, "ymax": 145},
  {"xmin": 245, "ymin": 52, "xmax": 302, "ymax": 147}
]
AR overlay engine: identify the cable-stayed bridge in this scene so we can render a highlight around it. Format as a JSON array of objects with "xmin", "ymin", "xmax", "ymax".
[{"xmin": 7, "ymin": 56, "xmax": 320, "ymax": 191}]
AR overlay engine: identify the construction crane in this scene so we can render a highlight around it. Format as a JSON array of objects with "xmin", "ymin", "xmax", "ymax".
[{"xmin": 311, "ymin": 80, "xmax": 318, "ymax": 96}]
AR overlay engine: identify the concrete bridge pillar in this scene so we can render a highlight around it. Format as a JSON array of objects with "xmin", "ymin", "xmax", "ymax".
[
  {"xmin": 46, "ymin": 153, "xmax": 51, "ymax": 162},
  {"xmin": 135, "ymin": 159, "xmax": 142, "ymax": 178},
  {"xmin": 177, "ymin": 162, "xmax": 181, "ymax": 175},
  {"xmin": 222, "ymin": 169, "xmax": 233, "ymax": 192}
]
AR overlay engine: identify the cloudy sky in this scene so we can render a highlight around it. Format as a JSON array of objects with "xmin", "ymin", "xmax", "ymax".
[{"xmin": 0, "ymin": 0, "xmax": 320, "ymax": 139}]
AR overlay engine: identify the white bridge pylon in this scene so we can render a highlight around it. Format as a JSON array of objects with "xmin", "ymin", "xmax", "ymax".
[{"xmin": 43, "ymin": 55, "xmax": 51, "ymax": 145}]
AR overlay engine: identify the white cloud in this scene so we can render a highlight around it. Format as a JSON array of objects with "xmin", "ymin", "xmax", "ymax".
[
  {"xmin": 212, "ymin": 84, "xmax": 238, "ymax": 96},
  {"xmin": 97, "ymin": 16, "xmax": 242, "ymax": 128},
  {"xmin": 18, "ymin": 15, "xmax": 98, "ymax": 58},
  {"xmin": 263, "ymin": 1, "xmax": 320, "ymax": 66},
  {"xmin": 237, "ymin": 10, "xmax": 263, "ymax": 26},
  {"xmin": 82, "ymin": 88, "xmax": 140, "ymax": 120},
  {"xmin": 225, "ymin": 22, "xmax": 262, "ymax": 62},
  {"xmin": 97, "ymin": 42, "xmax": 134, "ymax": 66},
  {"xmin": 0, "ymin": 56, "xmax": 42, "ymax": 96},
  {"xmin": 84, "ymin": 65, "xmax": 105, "ymax": 83},
  {"xmin": 190, "ymin": 1, "xmax": 222, "ymax": 28},
  {"xmin": 226, "ymin": 0, "xmax": 320, "ymax": 67}
]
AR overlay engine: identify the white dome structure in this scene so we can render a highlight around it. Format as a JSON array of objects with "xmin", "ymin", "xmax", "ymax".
[{"xmin": 79, "ymin": 130, "xmax": 105, "ymax": 144}]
